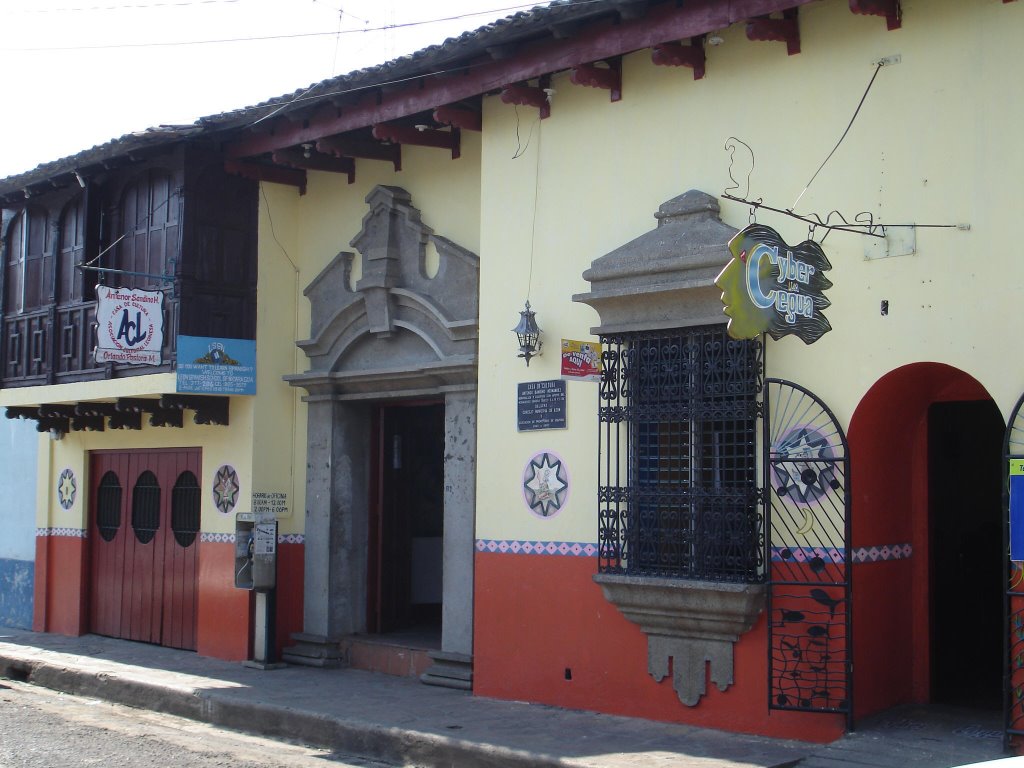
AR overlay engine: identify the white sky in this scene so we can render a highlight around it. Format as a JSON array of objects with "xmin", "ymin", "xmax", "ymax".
[{"xmin": 0, "ymin": 0, "xmax": 549, "ymax": 179}]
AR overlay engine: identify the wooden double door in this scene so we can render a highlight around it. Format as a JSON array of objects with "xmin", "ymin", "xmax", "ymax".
[{"xmin": 89, "ymin": 449, "xmax": 201, "ymax": 650}]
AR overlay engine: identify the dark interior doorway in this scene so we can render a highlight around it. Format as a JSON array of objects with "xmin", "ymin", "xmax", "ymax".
[
  {"xmin": 368, "ymin": 402, "xmax": 445, "ymax": 637},
  {"xmin": 929, "ymin": 400, "xmax": 1004, "ymax": 708}
]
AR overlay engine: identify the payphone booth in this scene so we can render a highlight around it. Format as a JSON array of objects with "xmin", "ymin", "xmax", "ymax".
[{"xmin": 235, "ymin": 512, "xmax": 280, "ymax": 668}]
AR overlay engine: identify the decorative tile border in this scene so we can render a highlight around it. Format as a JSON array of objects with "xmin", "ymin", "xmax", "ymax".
[
  {"xmin": 199, "ymin": 532, "xmax": 305, "ymax": 545},
  {"xmin": 201, "ymin": 532, "xmax": 235, "ymax": 544},
  {"xmin": 476, "ymin": 539, "xmax": 598, "ymax": 556},
  {"xmin": 771, "ymin": 546, "xmax": 845, "ymax": 563},
  {"xmin": 36, "ymin": 527, "xmax": 87, "ymax": 538},
  {"xmin": 770, "ymin": 543, "xmax": 913, "ymax": 564},
  {"xmin": 852, "ymin": 543, "xmax": 912, "ymax": 563}
]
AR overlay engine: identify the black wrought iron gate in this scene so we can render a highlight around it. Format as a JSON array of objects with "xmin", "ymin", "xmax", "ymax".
[
  {"xmin": 1004, "ymin": 392, "xmax": 1024, "ymax": 747},
  {"xmin": 763, "ymin": 378, "xmax": 853, "ymax": 728}
]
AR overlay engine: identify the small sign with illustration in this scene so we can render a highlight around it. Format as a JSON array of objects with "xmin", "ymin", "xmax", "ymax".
[
  {"xmin": 560, "ymin": 339, "xmax": 602, "ymax": 382},
  {"xmin": 95, "ymin": 286, "xmax": 164, "ymax": 365},
  {"xmin": 177, "ymin": 335, "xmax": 256, "ymax": 395}
]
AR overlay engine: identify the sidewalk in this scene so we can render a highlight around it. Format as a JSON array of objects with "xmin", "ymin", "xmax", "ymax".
[{"xmin": 0, "ymin": 627, "xmax": 813, "ymax": 768}]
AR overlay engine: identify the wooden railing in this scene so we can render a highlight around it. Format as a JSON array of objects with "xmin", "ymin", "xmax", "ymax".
[{"xmin": 1, "ymin": 299, "xmax": 178, "ymax": 388}]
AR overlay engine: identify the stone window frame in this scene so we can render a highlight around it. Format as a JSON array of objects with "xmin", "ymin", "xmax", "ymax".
[{"xmin": 574, "ymin": 190, "xmax": 766, "ymax": 708}]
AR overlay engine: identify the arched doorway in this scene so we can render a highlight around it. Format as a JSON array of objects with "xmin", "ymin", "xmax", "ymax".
[{"xmin": 849, "ymin": 363, "xmax": 1004, "ymax": 718}]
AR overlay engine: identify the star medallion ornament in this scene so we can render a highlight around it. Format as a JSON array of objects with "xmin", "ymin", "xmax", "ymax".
[
  {"xmin": 212, "ymin": 465, "xmax": 240, "ymax": 514},
  {"xmin": 523, "ymin": 452, "xmax": 569, "ymax": 517},
  {"xmin": 58, "ymin": 468, "xmax": 77, "ymax": 510}
]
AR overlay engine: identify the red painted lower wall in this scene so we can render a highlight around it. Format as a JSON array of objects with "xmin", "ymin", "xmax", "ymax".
[
  {"xmin": 34, "ymin": 535, "xmax": 87, "ymax": 636},
  {"xmin": 474, "ymin": 551, "xmax": 845, "ymax": 742},
  {"xmin": 275, "ymin": 542, "xmax": 304, "ymax": 658},
  {"xmin": 32, "ymin": 534, "xmax": 303, "ymax": 664},
  {"xmin": 196, "ymin": 540, "xmax": 252, "ymax": 660},
  {"xmin": 847, "ymin": 362, "xmax": 993, "ymax": 719}
]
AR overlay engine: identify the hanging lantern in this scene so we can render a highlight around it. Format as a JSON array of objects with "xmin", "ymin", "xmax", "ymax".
[{"xmin": 513, "ymin": 300, "xmax": 542, "ymax": 366}]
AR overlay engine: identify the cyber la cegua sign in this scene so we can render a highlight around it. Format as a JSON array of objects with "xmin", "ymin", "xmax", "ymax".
[
  {"xmin": 715, "ymin": 224, "xmax": 834, "ymax": 344},
  {"xmin": 95, "ymin": 286, "xmax": 164, "ymax": 365}
]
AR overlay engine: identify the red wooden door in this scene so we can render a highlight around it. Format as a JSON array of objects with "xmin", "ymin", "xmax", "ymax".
[{"xmin": 89, "ymin": 449, "xmax": 200, "ymax": 650}]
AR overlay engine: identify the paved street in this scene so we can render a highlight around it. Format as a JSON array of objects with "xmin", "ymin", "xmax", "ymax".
[{"xmin": 0, "ymin": 679, "xmax": 395, "ymax": 768}]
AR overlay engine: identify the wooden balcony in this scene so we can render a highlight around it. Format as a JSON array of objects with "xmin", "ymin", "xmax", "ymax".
[{"xmin": 1, "ymin": 298, "xmax": 179, "ymax": 389}]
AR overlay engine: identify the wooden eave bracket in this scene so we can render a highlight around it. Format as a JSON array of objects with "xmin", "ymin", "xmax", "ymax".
[
  {"xmin": 849, "ymin": 0, "xmax": 902, "ymax": 30},
  {"xmin": 117, "ymin": 397, "xmax": 183, "ymax": 428},
  {"xmin": 78, "ymin": 402, "xmax": 141, "ymax": 430},
  {"xmin": 500, "ymin": 76, "xmax": 553, "ymax": 119},
  {"xmin": 224, "ymin": 159, "xmax": 307, "ymax": 195},
  {"xmin": 372, "ymin": 124, "xmax": 462, "ymax": 160},
  {"xmin": 316, "ymin": 135, "xmax": 402, "ymax": 172},
  {"xmin": 272, "ymin": 147, "xmax": 356, "ymax": 184},
  {"xmin": 746, "ymin": 9, "xmax": 801, "ymax": 55},
  {"xmin": 651, "ymin": 37, "xmax": 706, "ymax": 79},
  {"xmin": 160, "ymin": 394, "xmax": 230, "ymax": 426},
  {"xmin": 570, "ymin": 58, "xmax": 622, "ymax": 102},
  {"xmin": 433, "ymin": 106, "xmax": 482, "ymax": 132}
]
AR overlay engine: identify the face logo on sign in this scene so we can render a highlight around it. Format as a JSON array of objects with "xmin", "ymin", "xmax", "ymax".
[{"xmin": 715, "ymin": 224, "xmax": 833, "ymax": 344}]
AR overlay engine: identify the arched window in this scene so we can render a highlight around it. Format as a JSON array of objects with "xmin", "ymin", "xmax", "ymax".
[
  {"xmin": 171, "ymin": 471, "xmax": 200, "ymax": 547},
  {"xmin": 58, "ymin": 195, "xmax": 86, "ymax": 304},
  {"xmin": 118, "ymin": 170, "xmax": 178, "ymax": 288},
  {"xmin": 131, "ymin": 470, "xmax": 161, "ymax": 544},
  {"xmin": 5, "ymin": 207, "xmax": 49, "ymax": 314},
  {"xmin": 96, "ymin": 471, "xmax": 123, "ymax": 543}
]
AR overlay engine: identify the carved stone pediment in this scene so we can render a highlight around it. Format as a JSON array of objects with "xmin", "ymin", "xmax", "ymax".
[
  {"xmin": 572, "ymin": 190, "xmax": 737, "ymax": 335},
  {"xmin": 288, "ymin": 186, "xmax": 479, "ymax": 398}
]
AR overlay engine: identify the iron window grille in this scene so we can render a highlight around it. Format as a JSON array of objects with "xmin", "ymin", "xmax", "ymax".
[
  {"xmin": 96, "ymin": 471, "xmax": 122, "ymax": 542},
  {"xmin": 131, "ymin": 470, "xmax": 161, "ymax": 545},
  {"xmin": 597, "ymin": 325, "xmax": 764, "ymax": 582},
  {"xmin": 171, "ymin": 471, "xmax": 201, "ymax": 548}
]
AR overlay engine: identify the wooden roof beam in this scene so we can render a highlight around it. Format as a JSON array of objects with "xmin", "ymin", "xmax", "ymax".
[
  {"xmin": 746, "ymin": 9, "xmax": 800, "ymax": 55},
  {"xmin": 372, "ymin": 124, "xmax": 461, "ymax": 160},
  {"xmin": 272, "ymin": 147, "xmax": 356, "ymax": 184},
  {"xmin": 224, "ymin": 159, "xmax": 307, "ymax": 195},
  {"xmin": 225, "ymin": 0, "xmax": 818, "ymax": 159},
  {"xmin": 500, "ymin": 76, "xmax": 552, "ymax": 119},
  {"xmin": 433, "ymin": 105, "xmax": 482, "ymax": 132},
  {"xmin": 652, "ymin": 37, "xmax": 706, "ymax": 80},
  {"xmin": 849, "ymin": 0, "xmax": 902, "ymax": 30},
  {"xmin": 316, "ymin": 135, "xmax": 402, "ymax": 172},
  {"xmin": 570, "ymin": 58, "xmax": 622, "ymax": 102}
]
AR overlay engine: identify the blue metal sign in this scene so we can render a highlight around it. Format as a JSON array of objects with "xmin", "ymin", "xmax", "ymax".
[
  {"xmin": 1011, "ymin": 459, "xmax": 1024, "ymax": 561},
  {"xmin": 176, "ymin": 336, "xmax": 256, "ymax": 395}
]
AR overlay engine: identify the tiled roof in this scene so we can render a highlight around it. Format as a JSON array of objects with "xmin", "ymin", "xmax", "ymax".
[{"xmin": 0, "ymin": 0, "xmax": 618, "ymax": 194}]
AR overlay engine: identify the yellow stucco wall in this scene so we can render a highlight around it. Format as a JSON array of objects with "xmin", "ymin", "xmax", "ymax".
[
  {"xmin": 255, "ymin": 132, "xmax": 484, "ymax": 535},
  {"xmin": 35, "ymin": 397, "xmax": 255, "ymax": 535},
  {"xmin": 475, "ymin": 0, "xmax": 1024, "ymax": 543}
]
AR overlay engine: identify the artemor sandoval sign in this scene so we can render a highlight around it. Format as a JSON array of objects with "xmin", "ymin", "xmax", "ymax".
[
  {"xmin": 95, "ymin": 286, "xmax": 164, "ymax": 365},
  {"xmin": 715, "ymin": 224, "xmax": 833, "ymax": 344}
]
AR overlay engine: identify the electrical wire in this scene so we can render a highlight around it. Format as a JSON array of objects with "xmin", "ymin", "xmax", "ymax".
[
  {"xmin": 2, "ymin": 1, "xmax": 562, "ymax": 52},
  {"xmin": 791, "ymin": 62, "xmax": 883, "ymax": 211},
  {"xmin": 9, "ymin": 0, "xmax": 239, "ymax": 12}
]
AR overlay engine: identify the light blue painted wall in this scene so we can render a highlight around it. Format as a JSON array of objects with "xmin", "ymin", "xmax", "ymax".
[{"xmin": 0, "ymin": 418, "xmax": 37, "ymax": 628}]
